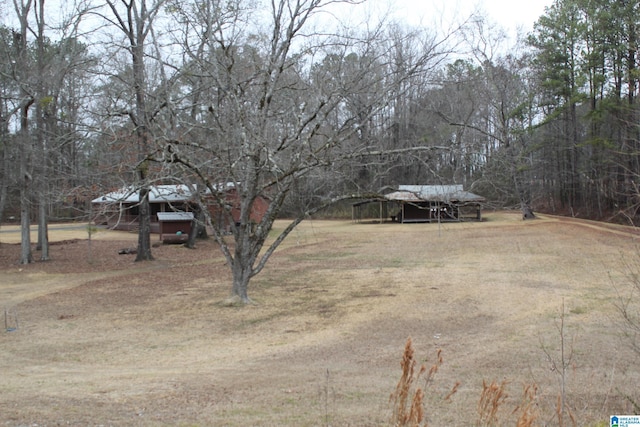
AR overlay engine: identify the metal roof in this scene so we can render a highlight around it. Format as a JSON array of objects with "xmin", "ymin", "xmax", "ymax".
[
  {"xmin": 91, "ymin": 182, "xmax": 243, "ymax": 205},
  {"xmin": 157, "ymin": 212, "xmax": 194, "ymax": 221},
  {"xmin": 385, "ymin": 185, "xmax": 485, "ymax": 203},
  {"xmin": 91, "ymin": 185, "xmax": 194, "ymax": 204}
]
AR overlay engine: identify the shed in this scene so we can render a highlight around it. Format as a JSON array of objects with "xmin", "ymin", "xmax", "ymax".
[
  {"xmin": 157, "ymin": 211, "xmax": 194, "ymax": 242},
  {"xmin": 352, "ymin": 185, "xmax": 485, "ymax": 223}
]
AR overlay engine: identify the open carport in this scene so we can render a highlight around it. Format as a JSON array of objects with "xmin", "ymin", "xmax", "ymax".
[{"xmin": 352, "ymin": 185, "xmax": 485, "ymax": 223}]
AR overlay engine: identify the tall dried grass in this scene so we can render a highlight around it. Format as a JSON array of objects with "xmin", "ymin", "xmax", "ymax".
[
  {"xmin": 477, "ymin": 380, "xmax": 541, "ymax": 426},
  {"xmin": 390, "ymin": 338, "xmax": 542, "ymax": 426},
  {"xmin": 477, "ymin": 379, "xmax": 508, "ymax": 426},
  {"xmin": 389, "ymin": 338, "xmax": 445, "ymax": 427},
  {"xmin": 513, "ymin": 383, "xmax": 539, "ymax": 427},
  {"xmin": 390, "ymin": 338, "xmax": 427, "ymax": 427}
]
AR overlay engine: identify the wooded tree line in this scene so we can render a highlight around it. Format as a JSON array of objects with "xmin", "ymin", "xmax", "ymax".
[{"xmin": 1, "ymin": 0, "xmax": 640, "ymax": 299}]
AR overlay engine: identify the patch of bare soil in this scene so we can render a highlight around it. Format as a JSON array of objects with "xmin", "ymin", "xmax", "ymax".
[{"xmin": 1, "ymin": 212, "xmax": 639, "ymax": 426}]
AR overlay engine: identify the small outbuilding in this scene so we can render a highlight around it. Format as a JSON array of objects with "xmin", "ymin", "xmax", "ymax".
[
  {"xmin": 157, "ymin": 211, "xmax": 194, "ymax": 243},
  {"xmin": 352, "ymin": 185, "xmax": 485, "ymax": 223}
]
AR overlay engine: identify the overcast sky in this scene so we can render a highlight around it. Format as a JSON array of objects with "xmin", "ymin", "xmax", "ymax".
[
  {"xmin": 389, "ymin": 0, "xmax": 554, "ymax": 35},
  {"xmin": 0, "ymin": 0, "xmax": 556, "ymax": 46}
]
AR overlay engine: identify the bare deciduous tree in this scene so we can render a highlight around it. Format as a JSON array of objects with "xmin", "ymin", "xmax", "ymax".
[
  {"xmin": 102, "ymin": 0, "xmax": 170, "ymax": 261},
  {"xmin": 159, "ymin": 0, "xmax": 453, "ymax": 304},
  {"xmin": 12, "ymin": 0, "xmax": 35, "ymax": 264}
]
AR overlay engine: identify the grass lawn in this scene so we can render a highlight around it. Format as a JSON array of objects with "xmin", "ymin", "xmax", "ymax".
[{"xmin": 0, "ymin": 211, "xmax": 639, "ymax": 425}]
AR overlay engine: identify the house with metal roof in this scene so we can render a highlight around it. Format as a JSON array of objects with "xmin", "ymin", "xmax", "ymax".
[
  {"xmin": 92, "ymin": 184, "xmax": 270, "ymax": 238},
  {"xmin": 352, "ymin": 185, "xmax": 485, "ymax": 223},
  {"xmin": 92, "ymin": 185, "xmax": 194, "ymax": 234}
]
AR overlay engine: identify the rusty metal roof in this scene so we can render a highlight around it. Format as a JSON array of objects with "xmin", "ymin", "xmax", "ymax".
[
  {"xmin": 91, "ymin": 185, "xmax": 194, "ymax": 204},
  {"xmin": 91, "ymin": 182, "xmax": 243, "ymax": 205},
  {"xmin": 157, "ymin": 212, "xmax": 194, "ymax": 222},
  {"xmin": 385, "ymin": 185, "xmax": 485, "ymax": 203}
]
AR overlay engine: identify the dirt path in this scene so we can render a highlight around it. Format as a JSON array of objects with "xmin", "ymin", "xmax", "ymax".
[{"xmin": 536, "ymin": 212, "xmax": 640, "ymax": 237}]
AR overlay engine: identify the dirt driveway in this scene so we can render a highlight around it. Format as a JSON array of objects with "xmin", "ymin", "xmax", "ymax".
[{"xmin": 0, "ymin": 212, "xmax": 639, "ymax": 426}]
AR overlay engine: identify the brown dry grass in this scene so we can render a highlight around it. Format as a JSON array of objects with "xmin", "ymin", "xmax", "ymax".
[{"xmin": 0, "ymin": 211, "xmax": 639, "ymax": 425}]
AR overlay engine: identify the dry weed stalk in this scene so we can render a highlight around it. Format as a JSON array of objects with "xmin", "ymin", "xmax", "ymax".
[
  {"xmin": 390, "ymin": 338, "xmax": 426, "ymax": 426},
  {"xmin": 513, "ymin": 383, "xmax": 539, "ymax": 427},
  {"xmin": 390, "ymin": 338, "xmax": 444, "ymax": 427},
  {"xmin": 541, "ymin": 299, "xmax": 576, "ymax": 427},
  {"xmin": 424, "ymin": 348, "xmax": 443, "ymax": 386},
  {"xmin": 555, "ymin": 394, "xmax": 576, "ymax": 427},
  {"xmin": 407, "ymin": 388, "xmax": 425, "ymax": 426},
  {"xmin": 477, "ymin": 379, "xmax": 508, "ymax": 426},
  {"xmin": 320, "ymin": 368, "xmax": 334, "ymax": 427},
  {"xmin": 444, "ymin": 381, "xmax": 460, "ymax": 401}
]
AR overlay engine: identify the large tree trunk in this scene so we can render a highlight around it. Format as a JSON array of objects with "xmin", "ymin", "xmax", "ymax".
[
  {"xmin": 18, "ymin": 100, "xmax": 33, "ymax": 265},
  {"xmin": 135, "ymin": 186, "xmax": 153, "ymax": 261},
  {"xmin": 14, "ymin": 6, "xmax": 33, "ymax": 264},
  {"xmin": 521, "ymin": 202, "xmax": 536, "ymax": 220},
  {"xmin": 0, "ymin": 144, "xmax": 8, "ymax": 227},
  {"xmin": 19, "ymin": 131, "xmax": 32, "ymax": 265},
  {"xmin": 227, "ymin": 224, "xmax": 257, "ymax": 305},
  {"xmin": 19, "ymin": 182, "xmax": 32, "ymax": 264},
  {"xmin": 230, "ymin": 257, "xmax": 252, "ymax": 305},
  {"xmin": 185, "ymin": 207, "xmax": 207, "ymax": 249},
  {"xmin": 34, "ymin": 0, "xmax": 49, "ymax": 261},
  {"xmin": 37, "ymin": 198, "xmax": 49, "ymax": 260},
  {"xmin": 106, "ymin": 0, "xmax": 160, "ymax": 262}
]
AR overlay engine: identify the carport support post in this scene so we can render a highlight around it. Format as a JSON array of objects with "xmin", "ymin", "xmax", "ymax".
[{"xmin": 437, "ymin": 202, "xmax": 442, "ymax": 237}]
